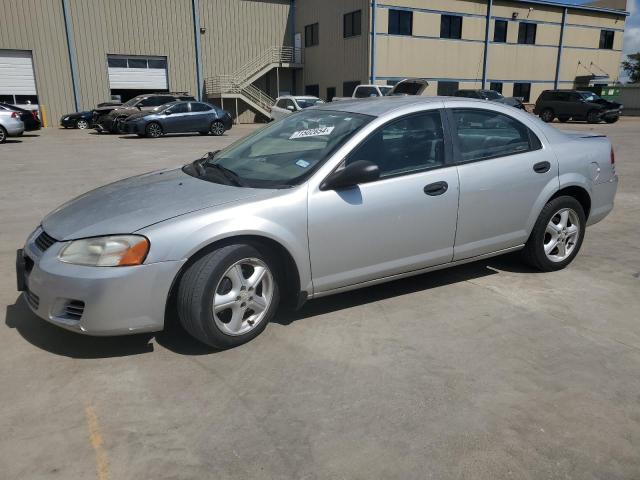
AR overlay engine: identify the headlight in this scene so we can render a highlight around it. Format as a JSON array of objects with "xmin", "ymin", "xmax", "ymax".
[
  {"xmin": 58, "ymin": 235, "xmax": 149, "ymax": 267},
  {"xmin": 64, "ymin": 116, "xmax": 70, "ymax": 121}
]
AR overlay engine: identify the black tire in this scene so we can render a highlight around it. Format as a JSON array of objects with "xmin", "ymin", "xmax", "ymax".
[
  {"xmin": 558, "ymin": 116, "xmax": 570, "ymax": 123},
  {"xmin": 522, "ymin": 196, "xmax": 586, "ymax": 272},
  {"xmin": 540, "ymin": 109, "xmax": 555, "ymax": 123},
  {"xmin": 177, "ymin": 244, "xmax": 281, "ymax": 349},
  {"xmin": 587, "ymin": 110, "xmax": 600, "ymax": 124},
  {"xmin": 604, "ymin": 116, "xmax": 619, "ymax": 124},
  {"xmin": 210, "ymin": 120, "xmax": 225, "ymax": 136},
  {"xmin": 0, "ymin": 126, "xmax": 6, "ymax": 143},
  {"xmin": 145, "ymin": 122, "xmax": 163, "ymax": 138}
]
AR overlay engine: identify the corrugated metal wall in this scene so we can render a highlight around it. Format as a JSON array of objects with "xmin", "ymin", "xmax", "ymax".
[{"xmin": 0, "ymin": 0, "xmax": 76, "ymax": 125}]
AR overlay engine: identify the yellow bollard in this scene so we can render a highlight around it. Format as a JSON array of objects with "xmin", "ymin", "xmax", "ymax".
[{"xmin": 40, "ymin": 105, "xmax": 48, "ymax": 128}]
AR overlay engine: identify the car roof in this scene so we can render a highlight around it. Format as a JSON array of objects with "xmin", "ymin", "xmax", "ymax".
[
  {"xmin": 314, "ymin": 96, "xmax": 443, "ymax": 116},
  {"xmin": 277, "ymin": 95, "xmax": 319, "ymax": 100}
]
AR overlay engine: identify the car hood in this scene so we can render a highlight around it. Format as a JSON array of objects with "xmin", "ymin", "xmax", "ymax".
[
  {"xmin": 42, "ymin": 168, "xmax": 269, "ymax": 240},
  {"xmin": 591, "ymin": 98, "xmax": 621, "ymax": 109}
]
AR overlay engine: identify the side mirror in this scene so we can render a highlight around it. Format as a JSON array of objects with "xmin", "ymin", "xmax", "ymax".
[
  {"xmin": 286, "ymin": 105, "xmax": 295, "ymax": 111},
  {"xmin": 164, "ymin": 110, "xmax": 172, "ymax": 115},
  {"xmin": 320, "ymin": 160, "xmax": 380, "ymax": 191}
]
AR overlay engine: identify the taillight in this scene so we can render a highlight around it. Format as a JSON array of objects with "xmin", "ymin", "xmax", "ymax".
[
  {"xmin": 11, "ymin": 112, "xmax": 18, "ymax": 119},
  {"xmin": 31, "ymin": 111, "xmax": 38, "ymax": 120},
  {"xmin": 610, "ymin": 147, "xmax": 615, "ymax": 165}
]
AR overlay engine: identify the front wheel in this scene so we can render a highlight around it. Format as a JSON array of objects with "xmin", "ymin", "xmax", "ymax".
[
  {"xmin": 587, "ymin": 110, "xmax": 601, "ymax": 124},
  {"xmin": 522, "ymin": 196, "xmax": 586, "ymax": 272},
  {"xmin": 604, "ymin": 116, "xmax": 619, "ymax": 124},
  {"xmin": 540, "ymin": 109, "xmax": 555, "ymax": 123},
  {"xmin": 210, "ymin": 120, "xmax": 225, "ymax": 136},
  {"xmin": 76, "ymin": 119, "xmax": 89, "ymax": 129},
  {"xmin": 177, "ymin": 244, "xmax": 280, "ymax": 349}
]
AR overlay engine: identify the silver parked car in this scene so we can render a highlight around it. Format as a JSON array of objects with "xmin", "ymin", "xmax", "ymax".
[
  {"xmin": 16, "ymin": 97, "xmax": 618, "ymax": 348},
  {"xmin": 0, "ymin": 109, "xmax": 25, "ymax": 143}
]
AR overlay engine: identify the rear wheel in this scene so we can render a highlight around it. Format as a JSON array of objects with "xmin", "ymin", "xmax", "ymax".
[
  {"xmin": 587, "ymin": 110, "xmax": 600, "ymax": 124},
  {"xmin": 210, "ymin": 121, "xmax": 225, "ymax": 136},
  {"xmin": 0, "ymin": 126, "xmax": 7, "ymax": 143},
  {"xmin": 540, "ymin": 109, "xmax": 555, "ymax": 123},
  {"xmin": 76, "ymin": 119, "xmax": 89, "ymax": 129},
  {"xmin": 145, "ymin": 122, "xmax": 163, "ymax": 138},
  {"xmin": 522, "ymin": 196, "xmax": 586, "ymax": 272},
  {"xmin": 177, "ymin": 244, "xmax": 280, "ymax": 349}
]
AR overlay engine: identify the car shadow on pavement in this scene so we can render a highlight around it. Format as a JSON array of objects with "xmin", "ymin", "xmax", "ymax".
[{"xmin": 5, "ymin": 253, "xmax": 535, "ymax": 358}]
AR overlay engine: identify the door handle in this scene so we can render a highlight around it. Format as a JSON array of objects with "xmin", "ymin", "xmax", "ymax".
[
  {"xmin": 533, "ymin": 161, "xmax": 551, "ymax": 174},
  {"xmin": 423, "ymin": 181, "xmax": 448, "ymax": 196}
]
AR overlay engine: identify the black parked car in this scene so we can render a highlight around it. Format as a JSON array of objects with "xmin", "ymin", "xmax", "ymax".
[
  {"xmin": 534, "ymin": 90, "xmax": 622, "ymax": 124},
  {"xmin": 92, "ymin": 92, "xmax": 195, "ymax": 133},
  {"xmin": 0, "ymin": 103, "xmax": 41, "ymax": 130},
  {"xmin": 121, "ymin": 101, "xmax": 233, "ymax": 138},
  {"xmin": 453, "ymin": 89, "xmax": 526, "ymax": 110},
  {"xmin": 60, "ymin": 111, "xmax": 93, "ymax": 129}
]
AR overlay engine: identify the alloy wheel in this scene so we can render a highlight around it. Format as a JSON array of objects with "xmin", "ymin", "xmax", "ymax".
[
  {"xmin": 213, "ymin": 258, "xmax": 274, "ymax": 336},
  {"xmin": 147, "ymin": 123, "xmax": 162, "ymax": 138},
  {"xmin": 0, "ymin": 127, "xmax": 6, "ymax": 143},
  {"xmin": 76, "ymin": 119, "xmax": 88, "ymax": 129},
  {"xmin": 543, "ymin": 208, "xmax": 580, "ymax": 263},
  {"xmin": 211, "ymin": 121, "xmax": 225, "ymax": 136}
]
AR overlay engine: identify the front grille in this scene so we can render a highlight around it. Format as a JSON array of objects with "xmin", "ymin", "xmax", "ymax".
[
  {"xmin": 25, "ymin": 289, "xmax": 40, "ymax": 310},
  {"xmin": 63, "ymin": 300, "xmax": 85, "ymax": 321},
  {"xmin": 34, "ymin": 230, "xmax": 57, "ymax": 252}
]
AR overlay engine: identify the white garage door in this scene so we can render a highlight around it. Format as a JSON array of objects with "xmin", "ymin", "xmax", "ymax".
[
  {"xmin": 107, "ymin": 56, "xmax": 168, "ymax": 90},
  {"xmin": 0, "ymin": 50, "xmax": 37, "ymax": 98}
]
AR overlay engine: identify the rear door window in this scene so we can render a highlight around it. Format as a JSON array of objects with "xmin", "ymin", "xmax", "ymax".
[
  {"xmin": 451, "ymin": 108, "xmax": 540, "ymax": 163},
  {"xmin": 190, "ymin": 102, "xmax": 213, "ymax": 112}
]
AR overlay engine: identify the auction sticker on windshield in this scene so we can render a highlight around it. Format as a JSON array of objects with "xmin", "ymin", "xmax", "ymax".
[{"xmin": 290, "ymin": 126, "xmax": 335, "ymax": 139}]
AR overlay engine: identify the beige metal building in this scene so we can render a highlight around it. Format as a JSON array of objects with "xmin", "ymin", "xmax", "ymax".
[{"xmin": 0, "ymin": 0, "xmax": 629, "ymax": 125}]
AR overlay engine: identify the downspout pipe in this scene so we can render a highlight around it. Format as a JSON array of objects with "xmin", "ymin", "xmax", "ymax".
[
  {"xmin": 62, "ymin": 0, "xmax": 81, "ymax": 112},
  {"xmin": 192, "ymin": 0, "xmax": 204, "ymax": 101},
  {"xmin": 481, "ymin": 0, "xmax": 493, "ymax": 89},
  {"xmin": 554, "ymin": 7, "xmax": 567, "ymax": 89},
  {"xmin": 371, "ymin": 0, "xmax": 377, "ymax": 84}
]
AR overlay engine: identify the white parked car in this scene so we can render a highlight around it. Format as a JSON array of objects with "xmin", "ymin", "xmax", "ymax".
[
  {"xmin": 332, "ymin": 84, "xmax": 393, "ymax": 102},
  {"xmin": 270, "ymin": 96, "xmax": 324, "ymax": 121}
]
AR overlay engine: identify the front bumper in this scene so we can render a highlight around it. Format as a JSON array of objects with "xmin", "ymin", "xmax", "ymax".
[
  {"xmin": 18, "ymin": 228, "xmax": 185, "ymax": 336},
  {"xmin": 599, "ymin": 108, "xmax": 622, "ymax": 119},
  {"xmin": 93, "ymin": 115, "xmax": 117, "ymax": 133}
]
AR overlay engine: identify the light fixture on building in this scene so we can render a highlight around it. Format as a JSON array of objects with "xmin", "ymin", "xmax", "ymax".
[
  {"xmin": 200, "ymin": 27, "xmax": 206, "ymax": 34},
  {"xmin": 512, "ymin": 12, "xmax": 519, "ymax": 19}
]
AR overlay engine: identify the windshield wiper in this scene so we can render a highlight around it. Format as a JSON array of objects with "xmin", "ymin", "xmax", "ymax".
[{"xmin": 204, "ymin": 163, "xmax": 245, "ymax": 187}]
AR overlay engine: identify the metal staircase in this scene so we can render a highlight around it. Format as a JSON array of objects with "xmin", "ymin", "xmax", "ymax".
[{"xmin": 204, "ymin": 46, "xmax": 303, "ymax": 119}]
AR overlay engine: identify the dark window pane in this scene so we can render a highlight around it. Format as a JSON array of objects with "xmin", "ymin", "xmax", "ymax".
[
  {"xmin": 107, "ymin": 57, "xmax": 127, "ymax": 68},
  {"xmin": 517, "ymin": 22, "xmax": 536, "ymax": 44},
  {"xmin": 489, "ymin": 82, "xmax": 503, "ymax": 94},
  {"xmin": 355, "ymin": 86, "xmax": 378, "ymax": 98},
  {"xmin": 599, "ymin": 30, "xmax": 614, "ymax": 49},
  {"xmin": 493, "ymin": 20, "xmax": 507, "ymax": 43},
  {"xmin": 148, "ymin": 58, "xmax": 167, "ymax": 69},
  {"xmin": 15, "ymin": 95, "xmax": 38, "ymax": 104},
  {"xmin": 0, "ymin": 95, "xmax": 13, "ymax": 103},
  {"xmin": 347, "ymin": 111, "xmax": 445, "ymax": 177},
  {"xmin": 343, "ymin": 81, "xmax": 361, "ymax": 97},
  {"xmin": 127, "ymin": 58, "xmax": 147, "ymax": 68},
  {"xmin": 305, "ymin": 84, "xmax": 319, "ymax": 97},
  {"xmin": 437, "ymin": 81, "xmax": 459, "ymax": 96},
  {"xmin": 305, "ymin": 23, "xmax": 319, "ymax": 46},
  {"xmin": 344, "ymin": 10, "xmax": 362, "ymax": 38},
  {"xmin": 166, "ymin": 102, "xmax": 188, "ymax": 114},
  {"xmin": 513, "ymin": 83, "xmax": 531, "ymax": 102},
  {"xmin": 441, "ymin": 15, "xmax": 462, "ymax": 39},
  {"xmin": 452, "ymin": 109, "xmax": 537, "ymax": 162},
  {"xmin": 388, "ymin": 9, "xmax": 412, "ymax": 36},
  {"xmin": 191, "ymin": 102, "xmax": 212, "ymax": 112}
]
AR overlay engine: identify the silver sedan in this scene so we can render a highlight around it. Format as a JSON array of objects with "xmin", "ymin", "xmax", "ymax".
[{"xmin": 17, "ymin": 97, "xmax": 618, "ymax": 348}]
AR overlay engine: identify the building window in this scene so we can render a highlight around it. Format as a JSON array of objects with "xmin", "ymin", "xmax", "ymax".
[
  {"xmin": 489, "ymin": 82, "xmax": 503, "ymax": 94},
  {"xmin": 305, "ymin": 23, "xmax": 319, "ymax": 47},
  {"xmin": 343, "ymin": 81, "xmax": 361, "ymax": 97},
  {"xmin": 305, "ymin": 84, "xmax": 319, "ymax": 97},
  {"xmin": 440, "ymin": 15, "xmax": 463, "ymax": 39},
  {"xmin": 517, "ymin": 22, "xmax": 537, "ymax": 44},
  {"xmin": 344, "ymin": 10, "xmax": 361, "ymax": 38},
  {"xmin": 494, "ymin": 20, "xmax": 507, "ymax": 43},
  {"xmin": 437, "ymin": 81, "xmax": 459, "ymax": 96},
  {"xmin": 326, "ymin": 87, "xmax": 336, "ymax": 102},
  {"xmin": 513, "ymin": 82, "xmax": 531, "ymax": 102},
  {"xmin": 599, "ymin": 30, "xmax": 614, "ymax": 49},
  {"xmin": 388, "ymin": 9, "xmax": 412, "ymax": 36}
]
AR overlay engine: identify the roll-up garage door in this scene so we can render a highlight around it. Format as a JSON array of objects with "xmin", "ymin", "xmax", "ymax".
[
  {"xmin": 107, "ymin": 55, "xmax": 168, "ymax": 90},
  {"xmin": 0, "ymin": 50, "xmax": 37, "ymax": 104}
]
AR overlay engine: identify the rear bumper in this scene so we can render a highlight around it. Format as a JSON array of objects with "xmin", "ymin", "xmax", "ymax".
[
  {"xmin": 587, "ymin": 174, "xmax": 618, "ymax": 226},
  {"xmin": 4, "ymin": 120, "xmax": 24, "ymax": 136}
]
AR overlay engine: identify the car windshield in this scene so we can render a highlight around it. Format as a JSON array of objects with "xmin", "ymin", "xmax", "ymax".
[
  {"xmin": 186, "ymin": 110, "xmax": 372, "ymax": 188},
  {"xmin": 121, "ymin": 98, "xmax": 140, "ymax": 107},
  {"xmin": 579, "ymin": 92, "xmax": 602, "ymax": 102},
  {"xmin": 296, "ymin": 98, "xmax": 324, "ymax": 109},
  {"xmin": 484, "ymin": 90, "xmax": 503, "ymax": 100},
  {"xmin": 379, "ymin": 86, "xmax": 393, "ymax": 96}
]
